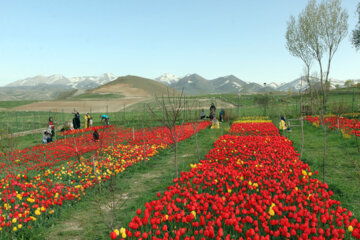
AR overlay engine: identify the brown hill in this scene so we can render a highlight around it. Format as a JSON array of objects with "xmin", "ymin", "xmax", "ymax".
[{"xmin": 91, "ymin": 75, "xmax": 175, "ymax": 97}]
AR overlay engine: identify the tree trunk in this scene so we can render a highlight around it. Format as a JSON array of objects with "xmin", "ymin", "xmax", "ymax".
[
  {"xmin": 299, "ymin": 74, "xmax": 304, "ymax": 160},
  {"xmin": 195, "ymin": 130, "xmax": 200, "ymax": 161},
  {"xmin": 324, "ymin": 48, "xmax": 333, "ymax": 113},
  {"xmin": 174, "ymin": 141, "xmax": 178, "ymax": 179},
  {"xmin": 305, "ymin": 65, "xmax": 314, "ymax": 114},
  {"xmin": 318, "ymin": 58, "xmax": 326, "ymax": 113},
  {"xmin": 322, "ymin": 123, "xmax": 327, "ymax": 183},
  {"xmin": 300, "ymin": 117, "xmax": 304, "ymax": 159}
]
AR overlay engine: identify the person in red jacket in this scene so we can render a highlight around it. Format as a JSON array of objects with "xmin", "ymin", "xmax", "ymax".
[{"xmin": 48, "ymin": 117, "xmax": 55, "ymax": 141}]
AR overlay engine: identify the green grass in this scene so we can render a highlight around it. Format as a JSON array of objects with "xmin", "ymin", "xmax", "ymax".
[
  {"xmin": 0, "ymin": 100, "xmax": 38, "ymax": 108},
  {"xmin": 71, "ymin": 93, "xmax": 124, "ymax": 100},
  {"xmin": 14, "ymin": 132, "xmax": 44, "ymax": 149},
  {"xmin": 14, "ymin": 125, "xmax": 226, "ymax": 240},
  {"xmin": 278, "ymin": 120, "xmax": 360, "ymax": 219},
  {"xmin": 0, "ymin": 88, "xmax": 358, "ymax": 134}
]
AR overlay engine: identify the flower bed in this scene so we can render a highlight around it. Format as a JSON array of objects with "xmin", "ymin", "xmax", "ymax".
[
  {"xmin": 304, "ymin": 116, "xmax": 360, "ymax": 137},
  {"xmin": 110, "ymin": 121, "xmax": 360, "ymax": 239},
  {"xmin": 0, "ymin": 121, "xmax": 210, "ymax": 236},
  {"xmin": 229, "ymin": 122, "xmax": 280, "ymax": 136},
  {"xmin": 58, "ymin": 125, "xmax": 111, "ymax": 136}
]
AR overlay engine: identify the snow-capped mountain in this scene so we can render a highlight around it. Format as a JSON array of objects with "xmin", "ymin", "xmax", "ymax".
[
  {"xmin": 154, "ymin": 73, "xmax": 180, "ymax": 85},
  {"xmin": 5, "ymin": 72, "xmax": 359, "ymax": 96},
  {"xmin": 6, "ymin": 73, "xmax": 118, "ymax": 89},
  {"xmin": 276, "ymin": 77, "xmax": 314, "ymax": 92},
  {"xmin": 7, "ymin": 75, "xmax": 62, "ymax": 87}
]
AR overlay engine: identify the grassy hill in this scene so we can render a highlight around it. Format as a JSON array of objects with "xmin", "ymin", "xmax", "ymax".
[
  {"xmin": 91, "ymin": 75, "xmax": 175, "ymax": 97},
  {"xmin": 0, "ymin": 85, "xmax": 73, "ymax": 101}
]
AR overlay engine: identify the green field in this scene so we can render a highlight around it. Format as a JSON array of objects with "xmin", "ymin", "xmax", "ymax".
[
  {"xmin": 71, "ymin": 93, "xmax": 124, "ymax": 100},
  {"xmin": 0, "ymin": 88, "xmax": 359, "ymax": 135},
  {"xmin": 0, "ymin": 100, "xmax": 38, "ymax": 109}
]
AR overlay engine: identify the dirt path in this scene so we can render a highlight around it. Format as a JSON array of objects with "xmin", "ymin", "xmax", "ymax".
[{"xmin": 41, "ymin": 128, "xmax": 223, "ymax": 240}]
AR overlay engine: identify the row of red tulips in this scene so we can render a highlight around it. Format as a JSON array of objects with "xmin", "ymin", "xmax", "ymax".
[
  {"xmin": 58, "ymin": 125, "xmax": 112, "ymax": 136},
  {"xmin": 0, "ymin": 122, "xmax": 210, "ymax": 236},
  {"xmin": 110, "ymin": 121, "xmax": 360, "ymax": 239},
  {"xmin": 229, "ymin": 122, "xmax": 280, "ymax": 136},
  {"xmin": 304, "ymin": 116, "xmax": 360, "ymax": 137}
]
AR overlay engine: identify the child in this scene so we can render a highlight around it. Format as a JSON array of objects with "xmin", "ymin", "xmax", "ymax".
[
  {"xmin": 42, "ymin": 130, "xmax": 52, "ymax": 143},
  {"xmin": 210, "ymin": 118, "xmax": 220, "ymax": 129},
  {"xmin": 42, "ymin": 130, "xmax": 48, "ymax": 144},
  {"xmin": 89, "ymin": 117, "xmax": 93, "ymax": 128},
  {"xmin": 200, "ymin": 109, "xmax": 206, "ymax": 119}
]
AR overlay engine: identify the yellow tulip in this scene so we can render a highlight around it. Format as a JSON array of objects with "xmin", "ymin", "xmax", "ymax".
[
  {"xmin": 191, "ymin": 211, "xmax": 196, "ymax": 219},
  {"xmin": 35, "ymin": 208, "xmax": 41, "ymax": 216}
]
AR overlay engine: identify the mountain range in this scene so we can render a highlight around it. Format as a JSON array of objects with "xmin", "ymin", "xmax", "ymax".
[
  {"xmin": 6, "ymin": 73, "xmax": 117, "ymax": 89},
  {"xmin": 155, "ymin": 73, "xmax": 360, "ymax": 94},
  {"xmin": 1, "ymin": 73, "xmax": 359, "ymax": 101}
]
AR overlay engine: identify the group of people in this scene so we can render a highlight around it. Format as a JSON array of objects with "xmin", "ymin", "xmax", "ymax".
[
  {"xmin": 200, "ymin": 103, "xmax": 226, "ymax": 122},
  {"xmin": 72, "ymin": 112, "xmax": 110, "ymax": 129},
  {"xmin": 42, "ymin": 111, "xmax": 110, "ymax": 144},
  {"xmin": 73, "ymin": 112, "xmax": 95, "ymax": 129}
]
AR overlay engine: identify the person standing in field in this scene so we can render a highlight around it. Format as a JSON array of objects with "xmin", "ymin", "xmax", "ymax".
[
  {"xmin": 48, "ymin": 117, "xmax": 55, "ymax": 141},
  {"xmin": 219, "ymin": 109, "xmax": 225, "ymax": 122},
  {"xmin": 100, "ymin": 114, "xmax": 110, "ymax": 126},
  {"xmin": 73, "ymin": 111, "xmax": 81, "ymax": 129},
  {"xmin": 84, "ymin": 113, "xmax": 91, "ymax": 129},
  {"xmin": 209, "ymin": 103, "xmax": 216, "ymax": 120}
]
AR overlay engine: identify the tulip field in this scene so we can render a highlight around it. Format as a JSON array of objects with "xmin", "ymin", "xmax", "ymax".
[
  {"xmin": 1, "ymin": 115, "xmax": 360, "ymax": 240},
  {"xmin": 110, "ymin": 121, "xmax": 360, "ymax": 239},
  {"xmin": 0, "ymin": 122, "xmax": 211, "ymax": 239},
  {"xmin": 304, "ymin": 115, "xmax": 360, "ymax": 138}
]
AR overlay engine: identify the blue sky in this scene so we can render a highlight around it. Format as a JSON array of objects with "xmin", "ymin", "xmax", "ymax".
[{"xmin": 0, "ymin": 0, "xmax": 359, "ymax": 86}]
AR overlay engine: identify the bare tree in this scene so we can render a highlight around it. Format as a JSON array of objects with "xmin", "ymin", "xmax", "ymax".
[
  {"xmin": 286, "ymin": 15, "xmax": 314, "ymax": 111},
  {"xmin": 298, "ymin": 0, "xmax": 348, "ymax": 110},
  {"xmin": 286, "ymin": 0, "xmax": 348, "ymax": 182},
  {"xmin": 148, "ymin": 88, "xmax": 186, "ymax": 178},
  {"xmin": 352, "ymin": 2, "xmax": 360, "ymax": 50}
]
